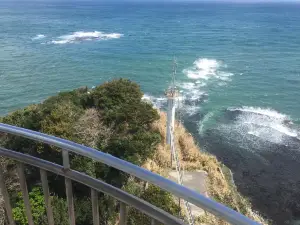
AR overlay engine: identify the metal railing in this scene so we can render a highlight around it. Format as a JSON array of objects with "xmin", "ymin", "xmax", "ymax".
[{"xmin": 0, "ymin": 123, "xmax": 261, "ymax": 225}]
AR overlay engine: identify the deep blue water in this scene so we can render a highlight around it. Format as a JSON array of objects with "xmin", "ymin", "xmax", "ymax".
[{"xmin": 1, "ymin": 1, "xmax": 300, "ymax": 223}]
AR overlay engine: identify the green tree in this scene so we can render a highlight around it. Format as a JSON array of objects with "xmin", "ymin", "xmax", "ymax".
[
  {"xmin": 91, "ymin": 79, "xmax": 159, "ymax": 132},
  {"xmin": 1, "ymin": 79, "xmax": 170, "ymax": 225}
]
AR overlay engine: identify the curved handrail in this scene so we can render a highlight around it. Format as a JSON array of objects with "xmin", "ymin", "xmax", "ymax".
[
  {"xmin": 0, "ymin": 123, "xmax": 260, "ymax": 225},
  {"xmin": 0, "ymin": 147, "xmax": 185, "ymax": 225}
]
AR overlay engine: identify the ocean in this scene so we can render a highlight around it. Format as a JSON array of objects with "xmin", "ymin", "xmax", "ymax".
[{"xmin": 1, "ymin": 0, "xmax": 300, "ymax": 223}]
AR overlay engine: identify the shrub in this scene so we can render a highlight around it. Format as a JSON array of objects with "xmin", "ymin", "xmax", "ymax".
[
  {"xmin": 91, "ymin": 79, "xmax": 159, "ymax": 132},
  {"xmin": 12, "ymin": 187, "xmax": 46, "ymax": 225},
  {"xmin": 128, "ymin": 185, "xmax": 181, "ymax": 225},
  {"xmin": 1, "ymin": 79, "xmax": 168, "ymax": 225}
]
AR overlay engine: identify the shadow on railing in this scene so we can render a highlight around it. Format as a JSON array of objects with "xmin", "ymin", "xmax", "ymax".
[{"xmin": 0, "ymin": 123, "xmax": 260, "ymax": 225}]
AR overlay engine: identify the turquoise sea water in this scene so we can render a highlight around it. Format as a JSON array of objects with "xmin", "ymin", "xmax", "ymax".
[{"xmin": 1, "ymin": 1, "xmax": 300, "ymax": 223}]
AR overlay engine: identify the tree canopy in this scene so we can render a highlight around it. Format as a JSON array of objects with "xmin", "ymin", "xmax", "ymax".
[{"xmin": 0, "ymin": 79, "xmax": 173, "ymax": 225}]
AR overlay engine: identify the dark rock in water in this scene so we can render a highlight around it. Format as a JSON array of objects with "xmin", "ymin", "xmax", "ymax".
[
  {"xmin": 199, "ymin": 128, "xmax": 300, "ymax": 225},
  {"xmin": 182, "ymin": 106, "xmax": 300, "ymax": 224},
  {"xmin": 217, "ymin": 109, "xmax": 240, "ymax": 124},
  {"xmin": 182, "ymin": 111, "xmax": 205, "ymax": 132},
  {"xmin": 176, "ymin": 99, "xmax": 300, "ymax": 224}
]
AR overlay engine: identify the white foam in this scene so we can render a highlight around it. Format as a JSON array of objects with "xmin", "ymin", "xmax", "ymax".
[
  {"xmin": 185, "ymin": 105, "xmax": 201, "ymax": 116},
  {"xmin": 270, "ymin": 124, "xmax": 297, "ymax": 137},
  {"xmin": 178, "ymin": 82, "xmax": 206, "ymax": 102},
  {"xmin": 177, "ymin": 86, "xmax": 205, "ymax": 116},
  {"xmin": 142, "ymin": 92, "xmax": 201, "ymax": 117},
  {"xmin": 142, "ymin": 94, "xmax": 167, "ymax": 109},
  {"xmin": 174, "ymin": 80, "xmax": 208, "ymax": 117},
  {"xmin": 32, "ymin": 34, "xmax": 46, "ymax": 40},
  {"xmin": 51, "ymin": 31, "xmax": 123, "ymax": 44},
  {"xmin": 189, "ymin": 89, "xmax": 205, "ymax": 101},
  {"xmin": 248, "ymin": 131, "xmax": 255, "ymax": 135},
  {"xmin": 195, "ymin": 80, "xmax": 207, "ymax": 86},
  {"xmin": 180, "ymin": 82, "xmax": 195, "ymax": 90},
  {"xmin": 217, "ymin": 82, "xmax": 227, "ymax": 86},
  {"xmin": 176, "ymin": 58, "xmax": 234, "ymax": 119},
  {"xmin": 229, "ymin": 106, "xmax": 297, "ymax": 144},
  {"xmin": 183, "ymin": 58, "xmax": 233, "ymax": 82},
  {"xmin": 199, "ymin": 111, "xmax": 214, "ymax": 134},
  {"xmin": 229, "ymin": 106, "xmax": 287, "ymax": 119},
  {"xmin": 183, "ymin": 58, "xmax": 219, "ymax": 80}
]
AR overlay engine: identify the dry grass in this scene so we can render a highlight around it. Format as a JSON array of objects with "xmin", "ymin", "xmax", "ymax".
[{"xmin": 143, "ymin": 111, "xmax": 267, "ymax": 225}]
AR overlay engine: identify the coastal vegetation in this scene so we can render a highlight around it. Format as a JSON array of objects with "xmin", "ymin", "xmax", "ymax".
[{"xmin": 0, "ymin": 79, "xmax": 265, "ymax": 225}]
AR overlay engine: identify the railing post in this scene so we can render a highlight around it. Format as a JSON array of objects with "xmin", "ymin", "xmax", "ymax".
[
  {"xmin": 17, "ymin": 163, "xmax": 34, "ymax": 225},
  {"xmin": 119, "ymin": 202, "xmax": 127, "ymax": 225},
  {"xmin": 0, "ymin": 168, "xmax": 15, "ymax": 225},
  {"xmin": 91, "ymin": 189, "xmax": 99, "ymax": 225},
  {"xmin": 40, "ymin": 169, "xmax": 54, "ymax": 225},
  {"xmin": 151, "ymin": 218, "xmax": 158, "ymax": 225},
  {"xmin": 62, "ymin": 150, "xmax": 75, "ymax": 225}
]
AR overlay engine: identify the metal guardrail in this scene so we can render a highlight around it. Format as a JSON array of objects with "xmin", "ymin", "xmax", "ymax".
[
  {"xmin": 0, "ymin": 123, "xmax": 261, "ymax": 225},
  {"xmin": 0, "ymin": 147, "xmax": 184, "ymax": 225}
]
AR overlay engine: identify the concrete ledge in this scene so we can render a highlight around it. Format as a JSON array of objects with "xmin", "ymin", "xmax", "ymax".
[{"xmin": 168, "ymin": 170, "xmax": 208, "ymax": 217}]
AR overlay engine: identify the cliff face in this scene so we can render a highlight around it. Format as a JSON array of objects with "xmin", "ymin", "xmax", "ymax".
[
  {"xmin": 143, "ymin": 111, "xmax": 267, "ymax": 225},
  {"xmin": 0, "ymin": 79, "xmax": 266, "ymax": 225}
]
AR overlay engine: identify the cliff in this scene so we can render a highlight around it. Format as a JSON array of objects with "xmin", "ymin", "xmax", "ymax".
[{"xmin": 143, "ymin": 111, "xmax": 266, "ymax": 225}]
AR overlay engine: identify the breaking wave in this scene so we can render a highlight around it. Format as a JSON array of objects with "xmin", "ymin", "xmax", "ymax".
[
  {"xmin": 142, "ymin": 89, "xmax": 207, "ymax": 117},
  {"xmin": 32, "ymin": 34, "xmax": 46, "ymax": 40},
  {"xmin": 165, "ymin": 58, "xmax": 233, "ymax": 116},
  {"xmin": 178, "ymin": 82, "xmax": 206, "ymax": 102},
  {"xmin": 142, "ymin": 58, "xmax": 232, "ymax": 116},
  {"xmin": 51, "ymin": 31, "xmax": 123, "ymax": 44},
  {"xmin": 143, "ymin": 58, "xmax": 234, "ymax": 118},
  {"xmin": 199, "ymin": 111, "xmax": 215, "ymax": 134},
  {"xmin": 219, "ymin": 106, "xmax": 298, "ymax": 145},
  {"xmin": 228, "ymin": 106, "xmax": 287, "ymax": 119},
  {"xmin": 183, "ymin": 58, "xmax": 233, "ymax": 82},
  {"xmin": 142, "ymin": 94, "xmax": 167, "ymax": 109}
]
